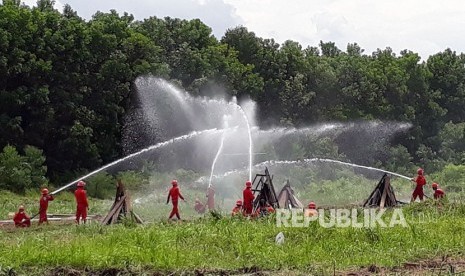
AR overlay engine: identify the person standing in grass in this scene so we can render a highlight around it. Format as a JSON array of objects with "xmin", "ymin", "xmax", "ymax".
[
  {"xmin": 38, "ymin": 188, "xmax": 54, "ymax": 225},
  {"xmin": 242, "ymin": 180, "xmax": 255, "ymax": 216},
  {"xmin": 13, "ymin": 205, "xmax": 31, "ymax": 227},
  {"xmin": 167, "ymin": 179, "xmax": 185, "ymax": 220},
  {"xmin": 75, "ymin": 181, "xmax": 89, "ymax": 224},
  {"xmin": 432, "ymin": 183, "xmax": 445, "ymax": 199},
  {"xmin": 411, "ymin": 168, "xmax": 426, "ymax": 202}
]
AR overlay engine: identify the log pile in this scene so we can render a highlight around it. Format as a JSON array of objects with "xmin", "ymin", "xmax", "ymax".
[
  {"xmin": 101, "ymin": 180, "xmax": 143, "ymax": 225},
  {"xmin": 277, "ymin": 180, "xmax": 304, "ymax": 209},
  {"xmin": 363, "ymin": 174, "xmax": 398, "ymax": 208},
  {"xmin": 252, "ymin": 167, "xmax": 280, "ymax": 210}
]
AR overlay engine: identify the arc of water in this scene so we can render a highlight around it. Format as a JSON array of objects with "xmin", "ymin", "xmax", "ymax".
[
  {"xmin": 209, "ymin": 117, "xmax": 229, "ymax": 187},
  {"xmin": 307, "ymin": 158, "xmax": 412, "ymax": 180},
  {"xmin": 51, "ymin": 128, "xmax": 223, "ymax": 195},
  {"xmin": 236, "ymin": 106, "xmax": 253, "ymax": 181},
  {"xmin": 204, "ymin": 158, "xmax": 411, "ymax": 182}
]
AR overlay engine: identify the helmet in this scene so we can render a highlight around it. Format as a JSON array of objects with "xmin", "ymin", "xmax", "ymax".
[
  {"xmin": 18, "ymin": 205, "xmax": 25, "ymax": 211},
  {"xmin": 308, "ymin": 202, "xmax": 316, "ymax": 209},
  {"xmin": 42, "ymin": 188, "xmax": 49, "ymax": 195},
  {"xmin": 236, "ymin": 200, "xmax": 243, "ymax": 206},
  {"xmin": 171, "ymin": 179, "xmax": 178, "ymax": 186},
  {"xmin": 245, "ymin": 181, "xmax": 252, "ymax": 187},
  {"xmin": 77, "ymin": 181, "xmax": 86, "ymax": 187},
  {"xmin": 432, "ymin": 182, "xmax": 438, "ymax": 189},
  {"xmin": 417, "ymin": 168, "xmax": 424, "ymax": 175}
]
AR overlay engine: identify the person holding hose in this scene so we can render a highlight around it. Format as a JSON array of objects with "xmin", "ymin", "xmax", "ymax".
[
  {"xmin": 75, "ymin": 181, "xmax": 89, "ymax": 224},
  {"xmin": 38, "ymin": 188, "xmax": 54, "ymax": 225},
  {"xmin": 432, "ymin": 182, "xmax": 445, "ymax": 199},
  {"xmin": 242, "ymin": 180, "xmax": 254, "ymax": 216},
  {"xmin": 167, "ymin": 179, "xmax": 185, "ymax": 220}
]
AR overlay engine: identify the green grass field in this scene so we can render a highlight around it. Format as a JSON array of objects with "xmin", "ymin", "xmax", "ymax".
[{"xmin": 1, "ymin": 201, "xmax": 464, "ymax": 275}]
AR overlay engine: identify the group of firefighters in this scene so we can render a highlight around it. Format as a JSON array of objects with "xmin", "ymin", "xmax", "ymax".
[
  {"xmin": 165, "ymin": 167, "xmax": 446, "ymax": 220},
  {"xmin": 411, "ymin": 168, "xmax": 445, "ymax": 202},
  {"xmin": 13, "ymin": 180, "xmax": 88, "ymax": 227},
  {"xmin": 12, "ymin": 167, "xmax": 446, "ymax": 227}
]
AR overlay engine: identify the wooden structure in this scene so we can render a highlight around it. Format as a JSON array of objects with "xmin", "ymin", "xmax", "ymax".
[
  {"xmin": 251, "ymin": 167, "xmax": 280, "ymax": 210},
  {"xmin": 101, "ymin": 181, "xmax": 143, "ymax": 225},
  {"xmin": 277, "ymin": 180, "xmax": 304, "ymax": 209},
  {"xmin": 363, "ymin": 174, "xmax": 398, "ymax": 208}
]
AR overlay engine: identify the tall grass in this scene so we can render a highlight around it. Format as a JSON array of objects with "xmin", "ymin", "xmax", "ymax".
[{"xmin": 1, "ymin": 202, "xmax": 465, "ymax": 274}]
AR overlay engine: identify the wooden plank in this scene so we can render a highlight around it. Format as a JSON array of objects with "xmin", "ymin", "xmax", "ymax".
[
  {"xmin": 101, "ymin": 195, "xmax": 126, "ymax": 224},
  {"xmin": 380, "ymin": 178, "xmax": 388, "ymax": 209}
]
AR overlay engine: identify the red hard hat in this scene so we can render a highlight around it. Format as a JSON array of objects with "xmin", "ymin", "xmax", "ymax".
[
  {"xmin": 432, "ymin": 182, "xmax": 438, "ymax": 189},
  {"xmin": 246, "ymin": 181, "xmax": 252, "ymax": 187},
  {"xmin": 417, "ymin": 168, "xmax": 424, "ymax": 175},
  {"xmin": 42, "ymin": 188, "xmax": 49, "ymax": 195},
  {"xmin": 308, "ymin": 202, "xmax": 316, "ymax": 209},
  {"xmin": 19, "ymin": 205, "xmax": 25, "ymax": 211},
  {"xmin": 171, "ymin": 179, "xmax": 178, "ymax": 186},
  {"xmin": 236, "ymin": 200, "xmax": 243, "ymax": 206},
  {"xmin": 77, "ymin": 181, "xmax": 86, "ymax": 187}
]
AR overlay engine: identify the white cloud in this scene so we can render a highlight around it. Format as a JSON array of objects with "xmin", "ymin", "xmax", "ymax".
[{"xmin": 224, "ymin": 0, "xmax": 465, "ymax": 58}]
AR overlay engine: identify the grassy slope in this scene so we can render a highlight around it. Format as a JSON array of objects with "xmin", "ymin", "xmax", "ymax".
[{"xmin": 0, "ymin": 201, "xmax": 464, "ymax": 274}]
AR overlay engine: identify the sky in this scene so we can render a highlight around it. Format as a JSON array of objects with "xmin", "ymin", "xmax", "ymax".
[{"xmin": 19, "ymin": 0, "xmax": 465, "ymax": 59}]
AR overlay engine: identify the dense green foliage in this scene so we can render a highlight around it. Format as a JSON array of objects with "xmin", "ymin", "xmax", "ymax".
[
  {"xmin": 0, "ymin": 202, "xmax": 464, "ymax": 274},
  {"xmin": 0, "ymin": 0, "xmax": 464, "ymax": 191}
]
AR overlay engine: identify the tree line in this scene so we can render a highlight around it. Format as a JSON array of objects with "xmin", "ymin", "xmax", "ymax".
[{"xmin": 1, "ymin": 0, "xmax": 464, "ymax": 192}]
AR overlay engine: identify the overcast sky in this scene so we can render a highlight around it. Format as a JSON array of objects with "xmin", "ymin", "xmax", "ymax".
[{"xmin": 20, "ymin": 0, "xmax": 465, "ymax": 59}]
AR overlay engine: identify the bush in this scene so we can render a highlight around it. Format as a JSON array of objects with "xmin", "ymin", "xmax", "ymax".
[{"xmin": 0, "ymin": 145, "xmax": 47, "ymax": 193}]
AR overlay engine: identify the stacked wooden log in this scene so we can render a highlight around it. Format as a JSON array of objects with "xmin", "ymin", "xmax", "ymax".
[
  {"xmin": 363, "ymin": 174, "xmax": 398, "ymax": 208},
  {"xmin": 101, "ymin": 180, "xmax": 143, "ymax": 225},
  {"xmin": 277, "ymin": 180, "xmax": 304, "ymax": 209},
  {"xmin": 252, "ymin": 167, "xmax": 280, "ymax": 210}
]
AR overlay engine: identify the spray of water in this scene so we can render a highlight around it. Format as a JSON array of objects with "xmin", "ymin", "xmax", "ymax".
[
  {"xmin": 236, "ymin": 105, "xmax": 253, "ymax": 181},
  {"xmin": 209, "ymin": 116, "xmax": 229, "ymax": 187},
  {"xmin": 51, "ymin": 128, "xmax": 223, "ymax": 195},
  {"xmin": 204, "ymin": 158, "xmax": 411, "ymax": 182}
]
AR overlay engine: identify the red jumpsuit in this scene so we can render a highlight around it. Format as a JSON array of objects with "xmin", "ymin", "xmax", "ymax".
[
  {"xmin": 231, "ymin": 206, "xmax": 242, "ymax": 216},
  {"xmin": 167, "ymin": 186, "xmax": 184, "ymax": 219},
  {"xmin": 412, "ymin": 175, "xmax": 426, "ymax": 201},
  {"xmin": 434, "ymin": 188, "xmax": 445, "ymax": 199},
  {"xmin": 75, "ymin": 187, "xmax": 89, "ymax": 223},
  {"xmin": 13, "ymin": 212, "xmax": 31, "ymax": 227},
  {"xmin": 242, "ymin": 187, "xmax": 255, "ymax": 215},
  {"xmin": 39, "ymin": 194, "xmax": 54, "ymax": 224}
]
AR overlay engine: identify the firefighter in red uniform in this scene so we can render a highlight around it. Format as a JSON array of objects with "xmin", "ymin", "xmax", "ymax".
[
  {"xmin": 242, "ymin": 180, "xmax": 254, "ymax": 216},
  {"xmin": 39, "ymin": 188, "xmax": 54, "ymax": 225},
  {"xmin": 432, "ymin": 183, "xmax": 445, "ymax": 199},
  {"xmin": 411, "ymin": 168, "xmax": 426, "ymax": 202},
  {"xmin": 231, "ymin": 200, "xmax": 243, "ymax": 216},
  {"xmin": 254, "ymin": 198, "xmax": 275, "ymax": 217},
  {"xmin": 304, "ymin": 201, "xmax": 318, "ymax": 217},
  {"xmin": 13, "ymin": 205, "xmax": 31, "ymax": 227},
  {"xmin": 75, "ymin": 180, "xmax": 89, "ymax": 224},
  {"xmin": 167, "ymin": 180, "xmax": 185, "ymax": 220}
]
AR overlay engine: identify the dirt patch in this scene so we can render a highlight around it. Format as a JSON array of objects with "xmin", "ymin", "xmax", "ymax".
[{"xmin": 343, "ymin": 256, "xmax": 465, "ymax": 275}]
